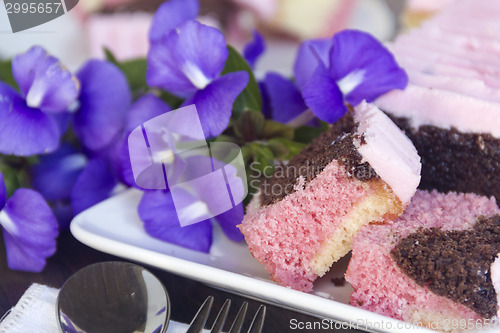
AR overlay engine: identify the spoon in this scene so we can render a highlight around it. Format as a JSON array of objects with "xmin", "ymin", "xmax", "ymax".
[{"xmin": 56, "ymin": 261, "xmax": 170, "ymax": 333}]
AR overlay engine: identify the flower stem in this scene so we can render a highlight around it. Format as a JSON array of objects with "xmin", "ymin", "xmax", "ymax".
[{"xmin": 286, "ymin": 109, "xmax": 316, "ymax": 128}]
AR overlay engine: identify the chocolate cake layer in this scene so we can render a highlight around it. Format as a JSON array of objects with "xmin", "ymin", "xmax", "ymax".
[
  {"xmin": 391, "ymin": 215, "xmax": 500, "ymax": 318},
  {"xmin": 390, "ymin": 116, "xmax": 500, "ymax": 202},
  {"xmin": 260, "ymin": 113, "xmax": 378, "ymax": 206}
]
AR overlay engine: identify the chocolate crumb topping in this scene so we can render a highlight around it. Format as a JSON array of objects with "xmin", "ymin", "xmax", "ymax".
[
  {"xmin": 388, "ymin": 116, "xmax": 500, "ymax": 203},
  {"xmin": 391, "ymin": 215, "xmax": 500, "ymax": 318},
  {"xmin": 260, "ymin": 113, "xmax": 379, "ymax": 206}
]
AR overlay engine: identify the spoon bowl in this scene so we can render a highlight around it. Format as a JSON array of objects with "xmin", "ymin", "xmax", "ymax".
[{"xmin": 56, "ymin": 261, "xmax": 170, "ymax": 333}]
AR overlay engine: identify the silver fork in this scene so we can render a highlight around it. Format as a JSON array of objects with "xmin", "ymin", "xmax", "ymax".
[{"xmin": 186, "ymin": 296, "xmax": 266, "ymax": 333}]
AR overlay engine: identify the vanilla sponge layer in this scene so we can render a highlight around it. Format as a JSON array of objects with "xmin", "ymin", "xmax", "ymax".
[
  {"xmin": 239, "ymin": 161, "xmax": 402, "ymax": 292},
  {"xmin": 311, "ymin": 183, "xmax": 401, "ymax": 277}
]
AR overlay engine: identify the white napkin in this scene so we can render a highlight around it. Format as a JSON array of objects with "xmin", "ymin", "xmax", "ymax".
[{"xmin": 0, "ymin": 284, "xmax": 195, "ymax": 333}]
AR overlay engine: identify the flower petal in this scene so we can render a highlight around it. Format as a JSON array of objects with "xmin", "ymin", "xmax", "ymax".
[
  {"xmin": 328, "ymin": 30, "xmax": 408, "ymax": 105},
  {"xmin": 169, "ymin": 154, "xmax": 242, "ymax": 226},
  {"xmin": 125, "ymin": 93, "xmax": 172, "ymax": 133},
  {"xmin": 147, "ymin": 20, "xmax": 228, "ymax": 95},
  {"xmin": 0, "ymin": 82, "xmax": 60, "ymax": 156},
  {"xmin": 302, "ymin": 63, "xmax": 346, "ymax": 124},
  {"xmin": 74, "ymin": 60, "xmax": 131, "ymax": 151},
  {"xmin": 12, "ymin": 46, "xmax": 79, "ymax": 113},
  {"xmin": 149, "ymin": 0, "xmax": 199, "ymax": 44},
  {"xmin": 259, "ymin": 81, "xmax": 272, "ymax": 119},
  {"xmin": 30, "ymin": 144, "xmax": 86, "ymax": 201},
  {"xmin": 1, "ymin": 189, "xmax": 58, "ymax": 272},
  {"xmin": 117, "ymin": 94, "xmax": 174, "ymax": 187},
  {"xmin": 0, "ymin": 172, "xmax": 5, "ymax": 210},
  {"xmin": 95, "ymin": 135, "xmax": 127, "ymax": 184},
  {"xmin": 52, "ymin": 112, "xmax": 71, "ymax": 136},
  {"xmin": 119, "ymin": 139, "xmax": 137, "ymax": 188},
  {"xmin": 214, "ymin": 203, "xmax": 244, "ymax": 242},
  {"xmin": 138, "ymin": 190, "xmax": 213, "ymax": 252},
  {"xmin": 263, "ymin": 72, "xmax": 307, "ymax": 123},
  {"xmin": 243, "ymin": 30, "xmax": 265, "ymax": 69},
  {"xmin": 293, "ymin": 38, "xmax": 333, "ymax": 90},
  {"xmin": 70, "ymin": 159, "xmax": 117, "ymax": 215},
  {"xmin": 182, "ymin": 71, "xmax": 249, "ymax": 138},
  {"xmin": 50, "ymin": 201, "xmax": 74, "ymax": 231}
]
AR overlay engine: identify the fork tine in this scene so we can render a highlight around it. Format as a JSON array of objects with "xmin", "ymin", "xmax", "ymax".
[
  {"xmin": 210, "ymin": 299, "xmax": 231, "ymax": 333},
  {"xmin": 186, "ymin": 296, "xmax": 214, "ymax": 333},
  {"xmin": 228, "ymin": 302, "xmax": 248, "ymax": 333},
  {"xmin": 247, "ymin": 305, "xmax": 266, "ymax": 333}
]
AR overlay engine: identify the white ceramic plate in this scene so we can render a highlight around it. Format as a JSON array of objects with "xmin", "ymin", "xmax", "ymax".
[{"xmin": 70, "ymin": 188, "xmax": 436, "ymax": 333}]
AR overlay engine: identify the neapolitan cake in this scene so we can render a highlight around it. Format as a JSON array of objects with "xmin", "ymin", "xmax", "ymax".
[
  {"xmin": 238, "ymin": 102, "xmax": 421, "ymax": 292},
  {"xmin": 346, "ymin": 190, "xmax": 500, "ymax": 331},
  {"xmin": 376, "ymin": 0, "xmax": 500, "ymax": 203}
]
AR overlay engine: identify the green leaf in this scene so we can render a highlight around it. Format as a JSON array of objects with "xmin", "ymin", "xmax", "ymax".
[
  {"xmin": 293, "ymin": 122, "xmax": 329, "ymax": 144},
  {"xmin": 119, "ymin": 58, "xmax": 148, "ymax": 95},
  {"xmin": 267, "ymin": 139, "xmax": 289, "ymax": 159},
  {"xmin": 0, "ymin": 59, "xmax": 18, "ymax": 91},
  {"xmin": 221, "ymin": 45, "xmax": 262, "ymax": 117},
  {"xmin": 260, "ymin": 120, "xmax": 294, "ymax": 140},
  {"xmin": 233, "ymin": 110, "xmax": 265, "ymax": 141},
  {"xmin": 268, "ymin": 138, "xmax": 305, "ymax": 160},
  {"xmin": 103, "ymin": 47, "xmax": 119, "ymax": 66},
  {"xmin": 240, "ymin": 144, "xmax": 253, "ymax": 164},
  {"xmin": 0, "ymin": 162, "xmax": 21, "ymax": 197},
  {"xmin": 103, "ymin": 48, "xmax": 149, "ymax": 98},
  {"xmin": 249, "ymin": 143, "xmax": 275, "ymax": 177},
  {"xmin": 158, "ymin": 90, "xmax": 184, "ymax": 109}
]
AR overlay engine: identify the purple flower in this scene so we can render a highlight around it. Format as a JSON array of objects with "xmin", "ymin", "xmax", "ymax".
[
  {"xmin": 121, "ymin": 94, "xmax": 172, "ymax": 188},
  {"xmin": 136, "ymin": 149, "xmax": 246, "ymax": 251},
  {"xmin": 0, "ymin": 173, "xmax": 6, "ymax": 210},
  {"xmin": 30, "ymin": 144, "xmax": 87, "ymax": 229},
  {"xmin": 147, "ymin": 20, "xmax": 249, "ymax": 138},
  {"xmin": 31, "ymin": 144, "xmax": 86, "ymax": 202},
  {"xmin": 0, "ymin": 46, "xmax": 79, "ymax": 156},
  {"xmin": 149, "ymin": 0, "xmax": 199, "ymax": 44},
  {"xmin": 293, "ymin": 38, "xmax": 333, "ymax": 91},
  {"xmin": 71, "ymin": 158, "xmax": 117, "ymax": 216},
  {"xmin": 302, "ymin": 30, "xmax": 408, "ymax": 123},
  {"xmin": 243, "ymin": 30, "xmax": 266, "ymax": 69},
  {"xmin": 258, "ymin": 38, "xmax": 328, "ymax": 125},
  {"xmin": 138, "ymin": 190, "xmax": 243, "ymax": 253},
  {"xmin": 73, "ymin": 60, "xmax": 132, "ymax": 152},
  {"xmin": 12, "ymin": 46, "xmax": 79, "ymax": 113},
  {"xmin": 261, "ymin": 72, "xmax": 308, "ymax": 124},
  {"xmin": 0, "ymin": 172, "xmax": 58, "ymax": 272}
]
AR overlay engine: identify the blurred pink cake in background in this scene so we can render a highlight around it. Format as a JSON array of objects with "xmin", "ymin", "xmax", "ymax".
[
  {"xmin": 403, "ymin": 0, "xmax": 455, "ymax": 28},
  {"xmin": 86, "ymin": 12, "xmax": 152, "ymax": 60},
  {"xmin": 232, "ymin": 0, "xmax": 356, "ymax": 40},
  {"xmin": 239, "ymin": 102, "xmax": 421, "ymax": 292},
  {"xmin": 346, "ymin": 190, "xmax": 500, "ymax": 331},
  {"xmin": 81, "ymin": 0, "xmax": 226, "ymax": 60}
]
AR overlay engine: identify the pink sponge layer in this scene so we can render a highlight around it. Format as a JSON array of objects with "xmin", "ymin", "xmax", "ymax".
[
  {"xmin": 240, "ymin": 161, "xmax": 373, "ymax": 292},
  {"xmin": 346, "ymin": 190, "xmax": 500, "ymax": 323}
]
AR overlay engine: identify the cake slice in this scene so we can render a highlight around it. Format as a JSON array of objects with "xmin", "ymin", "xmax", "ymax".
[
  {"xmin": 238, "ymin": 102, "xmax": 421, "ymax": 292},
  {"xmin": 346, "ymin": 190, "xmax": 500, "ymax": 330},
  {"xmin": 376, "ymin": 0, "xmax": 500, "ymax": 203},
  {"xmin": 376, "ymin": 85, "xmax": 500, "ymax": 204}
]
